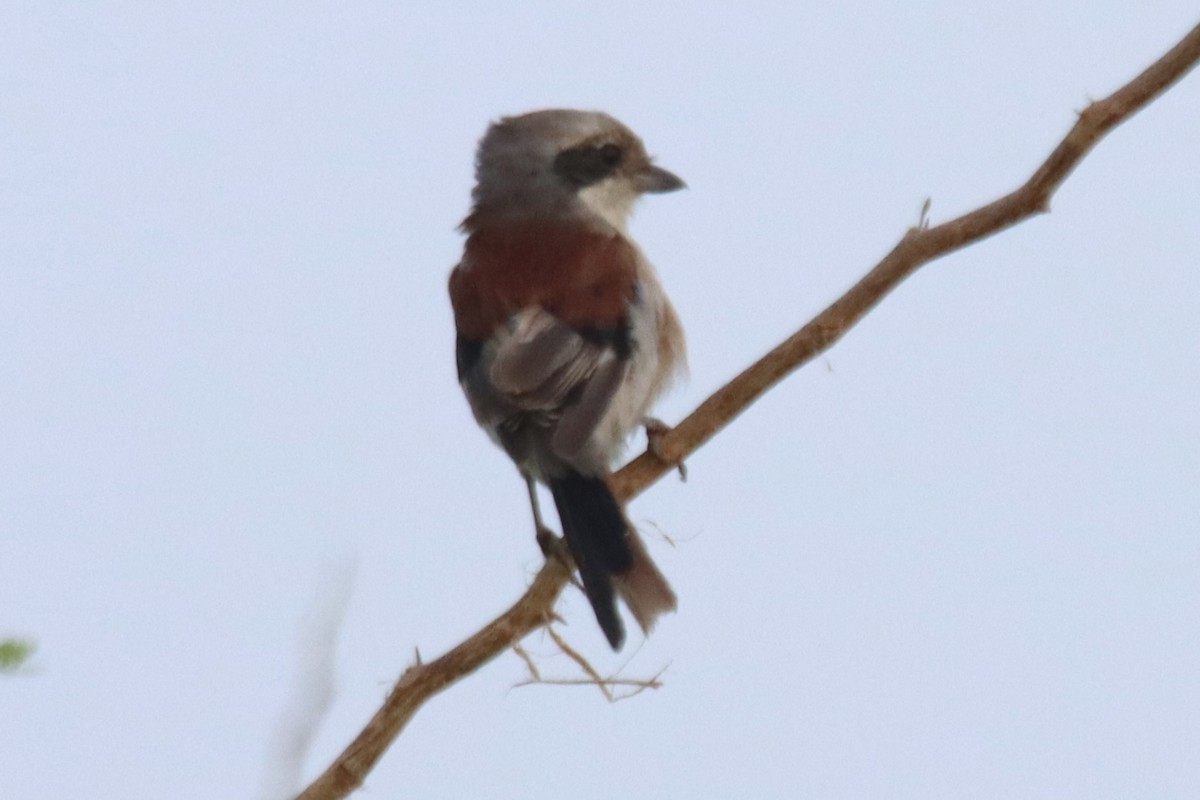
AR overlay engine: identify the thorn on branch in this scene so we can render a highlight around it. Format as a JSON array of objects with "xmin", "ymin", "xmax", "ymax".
[{"xmin": 916, "ymin": 197, "xmax": 933, "ymax": 230}]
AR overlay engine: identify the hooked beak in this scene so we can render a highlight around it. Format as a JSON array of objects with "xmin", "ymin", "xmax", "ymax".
[{"xmin": 637, "ymin": 164, "xmax": 686, "ymax": 194}]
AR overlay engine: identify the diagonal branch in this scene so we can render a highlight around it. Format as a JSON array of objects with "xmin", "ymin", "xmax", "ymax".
[
  {"xmin": 295, "ymin": 21, "xmax": 1200, "ymax": 800},
  {"xmin": 611, "ymin": 20, "xmax": 1200, "ymax": 502},
  {"xmin": 296, "ymin": 560, "xmax": 572, "ymax": 799}
]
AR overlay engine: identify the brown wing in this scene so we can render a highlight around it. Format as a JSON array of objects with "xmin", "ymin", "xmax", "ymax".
[{"xmin": 449, "ymin": 221, "xmax": 638, "ymax": 458}]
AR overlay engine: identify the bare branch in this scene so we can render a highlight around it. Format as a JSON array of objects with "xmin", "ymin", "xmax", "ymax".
[
  {"xmin": 611, "ymin": 20, "xmax": 1200, "ymax": 503},
  {"xmin": 295, "ymin": 21, "xmax": 1200, "ymax": 800},
  {"xmin": 295, "ymin": 560, "xmax": 571, "ymax": 800},
  {"xmin": 263, "ymin": 561, "xmax": 357, "ymax": 800}
]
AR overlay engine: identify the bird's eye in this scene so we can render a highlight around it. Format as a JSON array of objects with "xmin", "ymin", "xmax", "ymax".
[
  {"xmin": 553, "ymin": 142, "xmax": 625, "ymax": 187},
  {"xmin": 597, "ymin": 144, "xmax": 623, "ymax": 165}
]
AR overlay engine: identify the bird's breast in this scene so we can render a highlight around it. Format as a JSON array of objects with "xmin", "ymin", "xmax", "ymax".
[{"xmin": 449, "ymin": 221, "xmax": 639, "ymax": 340}]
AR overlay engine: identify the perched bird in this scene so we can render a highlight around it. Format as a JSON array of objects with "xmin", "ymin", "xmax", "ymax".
[{"xmin": 449, "ymin": 109, "xmax": 686, "ymax": 650}]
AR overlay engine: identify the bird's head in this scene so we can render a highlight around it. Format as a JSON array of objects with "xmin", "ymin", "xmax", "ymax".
[{"xmin": 466, "ymin": 109, "xmax": 684, "ymax": 233}]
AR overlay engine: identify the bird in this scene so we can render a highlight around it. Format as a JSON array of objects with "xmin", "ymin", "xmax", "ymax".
[{"xmin": 448, "ymin": 109, "xmax": 686, "ymax": 650}]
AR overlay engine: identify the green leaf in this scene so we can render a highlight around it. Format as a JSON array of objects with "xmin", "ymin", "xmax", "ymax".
[{"xmin": 0, "ymin": 638, "xmax": 35, "ymax": 672}]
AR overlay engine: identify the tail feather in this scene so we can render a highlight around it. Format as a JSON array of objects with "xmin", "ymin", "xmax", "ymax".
[
  {"xmin": 550, "ymin": 472, "xmax": 628, "ymax": 649},
  {"xmin": 549, "ymin": 471, "xmax": 676, "ymax": 650},
  {"xmin": 614, "ymin": 531, "xmax": 677, "ymax": 635}
]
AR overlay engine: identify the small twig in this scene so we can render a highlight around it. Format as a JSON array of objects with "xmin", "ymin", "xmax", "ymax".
[
  {"xmin": 512, "ymin": 630, "xmax": 668, "ymax": 701},
  {"xmin": 546, "ymin": 625, "xmax": 613, "ymax": 701},
  {"xmin": 511, "ymin": 642, "xmax": 541, "ymax": 683},
  {"xmin": 638, "ymin": 520, "xmax": 682, "ymax": 549},
  {"xmin": 512, "ymin": 674, "xmax": 665, "ymax": 699},
  {"xmin": 610, "ymin": 665, "xmax": 668, "ymax": 702}
]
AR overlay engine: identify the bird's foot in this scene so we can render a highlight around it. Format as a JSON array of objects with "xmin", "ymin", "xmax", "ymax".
[
  {"xmin": 536, "ymin": 527, "xmax": 585, "ymax": 592},
  {"xmin": 536, "ymin": 526, "xmax": 571, "ymax": 565},
  {"xmin": 643, "ymin": 416, "xmax": 687, "ymax": 481}
]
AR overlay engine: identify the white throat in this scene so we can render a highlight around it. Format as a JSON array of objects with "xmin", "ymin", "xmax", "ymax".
[{"xmin": 577, "ymin": 178, "xmax": 637, "ymax": 234}]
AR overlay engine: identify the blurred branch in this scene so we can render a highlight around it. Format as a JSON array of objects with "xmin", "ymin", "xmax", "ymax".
[
  {"xmin": 295, "ymin": 21, "xmax": 1200, "ymax": 800},
  {"xmin": 262, "ymin": 560, "xmax": 357, "ymax": 800}
]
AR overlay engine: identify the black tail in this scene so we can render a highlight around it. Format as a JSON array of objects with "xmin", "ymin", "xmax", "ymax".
[{"xmin": 549, "ymin": 470, "xmax": 633, "ymax": 650}]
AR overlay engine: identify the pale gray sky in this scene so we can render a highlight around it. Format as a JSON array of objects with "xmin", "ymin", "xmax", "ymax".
[{"xmin": 3, "ymin": 3, "xmax": 1198, "ymax": 798}]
